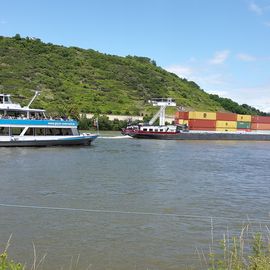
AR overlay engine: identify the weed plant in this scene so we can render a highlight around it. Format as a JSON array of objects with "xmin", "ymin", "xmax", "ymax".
[{"xmin": 197, "ymin": 225, "xmax": 270, "ymax": 270}]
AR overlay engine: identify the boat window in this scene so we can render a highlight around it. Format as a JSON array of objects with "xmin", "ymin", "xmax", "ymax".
[
  {"xmin": 143, "ymin": 128, "xmax": 147, "ymax": 131},
  {"xmin": 11, "ymin": 128, "xmax": 24, "ymax": 136},
  {"xmin": 0, "ymin": 127, "xmax": 9, "ymax": 136},
  {"xmin": 35, "ymin": 128, "xmax": 45, "ymax": 136},
  {"xmin": 44, "ymin": 128, "xmax": 73, "ymax": 136},
  {"xmin": 2, "ymin": 110, "xmax": 27, "ymax": 119},
  {"xmin": 53, "ymin": 129, "xmax": 63, "ymax": 135},
  {"xmin": 160, "ymin": 129, "xmax": 163, "ymax": 132},
  {"xmin": 62, "ymin": 128, "xmax": 73, "ymax": 135},
  {"xmin": 4, "ymin": 96, "xmax": 10, "ymax": 103},
  {"xmin": 71, "ymin": 128, "xmax": 79, "ymax": 135},
  {"xmin": 45, "ymin": 128, "xmax": 63, "ymax": 136},
  {"xmin": 155, "ymin": 129, "xmax": 158, "ymax": 132},
  {"xmin": 25, "ymin": 128, "xmax": 34, "ymax": 136},
  {"xmin": 45, "ymin": 128, "xmax": 53, "ymax": 136},
  {"xmin": 149, "ymin": 129, "xmax": 153, "ymax": 132}
]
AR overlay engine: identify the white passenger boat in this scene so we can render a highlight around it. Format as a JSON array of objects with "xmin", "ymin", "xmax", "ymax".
[{"xmin": 0, "ymin": 92, "xmax": 98, "ymax": 147}]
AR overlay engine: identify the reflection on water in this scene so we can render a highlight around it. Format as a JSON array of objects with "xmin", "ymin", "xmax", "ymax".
[{"xmin": 0, "ymin": 134, "xmax": 270, "ymax": 269}]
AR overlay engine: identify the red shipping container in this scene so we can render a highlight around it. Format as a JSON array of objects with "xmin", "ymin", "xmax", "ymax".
[
  {"xmin": 251, "ymin": 116, "xmax": 270, "ymax": 124},
  {"xmin": 216, "ymin": 112, "xmax": 237, "ymax": 121},
  {"xmin": 189, "ymin": 127, "xmax": 216, "ymax": 131},
  {"xmin": 251, "ymin": 123, "xmax": 270, "ymax": 130},
  {"xmin": 188, "ymin": 119, "xmax": 216, "ymax": 128},
  {"xmin": 175, "ymin": 111, "xmax": 189, "ymax": 120}
]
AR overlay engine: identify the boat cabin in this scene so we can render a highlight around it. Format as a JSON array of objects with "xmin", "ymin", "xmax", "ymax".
[
  {"xmin": 0, "ymin": 94, "xmax": 46, "ymax": 119},
  {"xmin": 139, "ymin": 125, "xmax": 177, "ymax": 133}
]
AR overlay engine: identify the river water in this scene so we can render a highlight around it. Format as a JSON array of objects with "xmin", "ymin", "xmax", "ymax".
[{"xmin": 0, "ymin": 132, "xmax": 270, "ymax": 270}]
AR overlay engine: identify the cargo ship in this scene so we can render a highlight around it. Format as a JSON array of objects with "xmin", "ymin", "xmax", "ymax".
[{"xmin": 121, "ymin": 98, "xmax": 270, "ymax": 141}]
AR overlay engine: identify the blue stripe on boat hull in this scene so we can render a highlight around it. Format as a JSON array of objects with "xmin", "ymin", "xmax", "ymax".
[
  {"xmin": 0, "ymin": 135, "xmax": 98, "ymax": 147},
  {"xmin": 0, "ymin": 119, "xmax": 77, "ymax": 126}
]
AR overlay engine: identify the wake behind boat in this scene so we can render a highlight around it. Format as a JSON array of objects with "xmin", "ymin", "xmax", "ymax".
[{"xmin": 0, "ymin": 92, "xmax": 98, "ymax": 147}]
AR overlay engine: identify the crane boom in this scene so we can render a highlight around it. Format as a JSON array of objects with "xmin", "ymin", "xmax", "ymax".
[{"xmin": 148, "ymin": 98, "xmax": 176, "ymax": 126}]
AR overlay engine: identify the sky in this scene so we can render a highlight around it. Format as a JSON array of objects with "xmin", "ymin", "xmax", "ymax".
[{"xmin": 1, "ymin": 0, "xmax": 270, "ymax": 112}]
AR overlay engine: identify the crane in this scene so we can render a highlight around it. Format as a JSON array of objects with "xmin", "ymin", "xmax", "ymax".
[{"xmin": 148, "ymin": 98, "xmax": 176, "ymax": 126}]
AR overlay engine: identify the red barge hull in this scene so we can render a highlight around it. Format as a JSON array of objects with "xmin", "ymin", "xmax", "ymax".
[{"xmin": 123, "ymin": 130, "xmax": 270, "ymax": 141}]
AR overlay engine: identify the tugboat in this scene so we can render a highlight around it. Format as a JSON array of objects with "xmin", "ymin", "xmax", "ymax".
[
  {"xmin": 122, "ymin": 98, "xmax": 270, "ymax": 141},
  {"xmin": 0, "ymin": 91, "xmax": 98, "ymax": 146}
]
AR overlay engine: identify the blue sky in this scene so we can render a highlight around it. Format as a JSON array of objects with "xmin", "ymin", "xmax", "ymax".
[{"xmin": 1, "ymin": 0, "xmax": 270, "ymax": 112}]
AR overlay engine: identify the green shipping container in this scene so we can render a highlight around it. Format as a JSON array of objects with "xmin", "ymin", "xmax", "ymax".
[{"xmin": 237, "ymin": 121, "xmax": 251, "ymax": 129}]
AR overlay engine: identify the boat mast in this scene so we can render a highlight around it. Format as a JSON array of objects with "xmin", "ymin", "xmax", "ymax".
[
  {"xmin": 148, "ymin": 98, "xmax": 176, "ymax": 126},
  {"xmin": 25, "ymin": 91, "xmax": 40, "ymax": 119},
  {"xmin": 27, "ymin": 91, "xmax": 40, "ymax": 109}
]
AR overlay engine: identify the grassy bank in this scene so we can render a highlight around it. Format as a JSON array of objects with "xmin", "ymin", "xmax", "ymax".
[{"xmin": 198, "ymin": 225, "xmax": 270, "ymax": 270}]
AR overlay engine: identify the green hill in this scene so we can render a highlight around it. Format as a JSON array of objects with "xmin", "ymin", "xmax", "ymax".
[{"xmin": 0, "ymin": 35, "xmax": 267, "ymax": 116}]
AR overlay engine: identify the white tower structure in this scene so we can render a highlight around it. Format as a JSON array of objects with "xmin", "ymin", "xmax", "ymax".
[{"xmin": 148, "ymin": 98, "xmax": 176, "ymax": 126}]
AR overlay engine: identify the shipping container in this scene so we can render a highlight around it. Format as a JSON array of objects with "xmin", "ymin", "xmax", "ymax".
[
  {"xmin": 216, "ymin": 121, "xmax": 237, "ymax": 128},
  {"xmin": 175, "ymin": 111, "xmax": 189, "ymax": 120},
  {"xmin": 216, "ymin": 112, "xmax": 237, "ymax": 121},
  {"xmin": 189, "ymin": 127, "xmax": 216, "ymax": 131},
  {"xmin": 188, "ymin": 111, "xmax": 216, "ymax": 120},
  {"xmin": 175, "ymin": 119, "xmax": 189, "ymax": 125},
  {"xmin": 216, "ymin": 128, "xmax": 237, "ymax": 132},
  {"xmin": 188, "ymin": 119, "xmax": 216, "ymax": 128},
  {"xmin": 237, "ymin": 121, "xmax": 251, "ymax": 129},
  {"xmin": 251, "ymin": 123, "xmax": 270, "ymax": 130},
  {"xmin": 237, "ymin": 114, "xmax": 251, "ymax": 122},
  {"xmin": 251, "ymin": 115, "xmax": 270, "ymax": 124}
]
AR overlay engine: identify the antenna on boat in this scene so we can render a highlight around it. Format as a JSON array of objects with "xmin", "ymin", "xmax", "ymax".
[
  {"xmin": 96, "ymin": 117, "xmax": 100, "ymax": 135},
  {"xmin": 148, "ymin": 98, "xmax": 176, "ymax": 126},
  {"xmin": 27, "ymin": 90, "xmax": 40, "ymax": 108}
]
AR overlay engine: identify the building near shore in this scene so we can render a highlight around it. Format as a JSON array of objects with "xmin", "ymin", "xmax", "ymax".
[{"xmin": 82, "ymin": 113, "xmax": 174, "ymax": 124}]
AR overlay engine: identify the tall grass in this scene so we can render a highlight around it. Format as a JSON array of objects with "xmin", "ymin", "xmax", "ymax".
[
  {"xmin": 0, "ymin": 235, "xmax": 24, "ymax": 270},
  {"xmin": 198, "ymin": 224, "xmax": 270, "ymax": 270},
  {"xmin": 0, "ymin": 235, "xmax": 47, "ymax": 270}
]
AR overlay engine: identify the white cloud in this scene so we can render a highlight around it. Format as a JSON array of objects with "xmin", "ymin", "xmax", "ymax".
[
  {"xmin": 205, "ymin": 89, "xmax": 230, "ymax": 97},
  {"xmin": 249, "ymin": 2, "xmax": 263, "ymax": 15},
  {"xmin": 223, "ymin": 84, "xmax": 270, "ymax": 112},
  {"xmin": 236, "ymin": 53, "xmax": 257, "ymax": 62},
  {"xmin": 209, "ymin": 50, "xmax": 230, "ymax": 65},
  {"xmin": 197, "ymin": 73, "xmax": 230, "ymax": 87},
  {"xmin": 165, "ymin": 53, "xmax": 231, "ymax": 88},
  {"xmin": 165, "ymin": 65, "xmax": 194, "ymax": 78},
  {"xmin": 164, "ymin": 50, "xmax": 270, "ymax": 112}
]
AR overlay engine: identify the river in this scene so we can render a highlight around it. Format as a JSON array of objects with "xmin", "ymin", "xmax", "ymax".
[{"xmin": 0, "ymin": 132, "xmax": 270, "ymax": 270}]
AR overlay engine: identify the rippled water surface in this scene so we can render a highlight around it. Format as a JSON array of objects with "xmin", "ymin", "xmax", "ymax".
[{"xmin": 0, "ymin": 133, "xmax": 270, "ymax": 270}]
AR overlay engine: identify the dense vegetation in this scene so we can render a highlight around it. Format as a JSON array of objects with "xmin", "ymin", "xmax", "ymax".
[
  {"xmin": 0, "ymin": 35, "xmax": 267, "ymax": 117},
  {"xmin": 209, "ymin": 94, "xmax": 269, "ymax": 116},
  {"xmin": 79, "ymin": 114, "xmax": 128, "ymax": 131}
]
